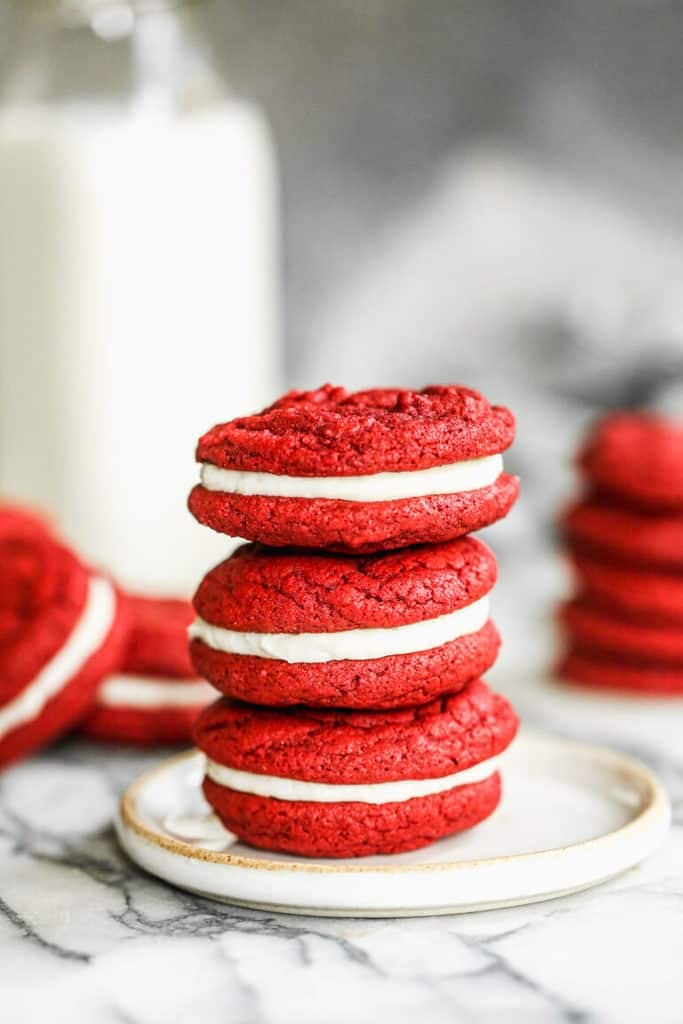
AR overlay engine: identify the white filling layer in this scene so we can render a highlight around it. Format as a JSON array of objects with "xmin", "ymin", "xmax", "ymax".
[
  {"xmin": 199, "ymin": 453, "xmax": 504, "ymax": 502},
  {"xmin": 189, "ymin": 595, "xmax": 489, "ymax": 664},
  {"xmin": 0, "ymin": 576, "xmax": 116, "ymax": 741},
  {"xmin": 205, "ymin": 753, "xmax": 502, "ymax": 805},
  {"xmin": 98, "ymin": 675, "xmax": 216, "ymax": 710}
]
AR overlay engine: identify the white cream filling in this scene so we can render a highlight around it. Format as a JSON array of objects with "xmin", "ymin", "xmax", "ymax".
[
  {"xmin": 189, "ymin": 595, "xmax": 489, "ymax": 664},
  {"xmin": 199, "ymin": 453, "xmax": 504, "ymax": 502},
  {"xmin": 205, "ymin": 753, "xmax": 503, "ymax": 805},
  {"xmin": 0, "ymin": 576, "xmax": 116, "ymax": 741},
  {"xmin": 97, "ymin": 675, "xmax": 216, "ymax": 710}
]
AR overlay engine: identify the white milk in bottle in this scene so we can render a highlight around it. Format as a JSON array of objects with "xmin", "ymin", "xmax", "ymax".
[{"xmin": 0, "ymin": 0, "xmax": 281, "ymax": 592}]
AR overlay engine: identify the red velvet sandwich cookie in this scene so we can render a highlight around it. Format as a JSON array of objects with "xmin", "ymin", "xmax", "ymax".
[
  {"xmin": 570, "ymin": 550, "xmax": 683, "ymax": 625},
  {"xmin": 563, "ymin": 497, "xmax": 683, "ymax": 571},
  {"xmin": 189, "ymin": 384, "xmax": 519, "ymax": 552},
  {"xmin": 81, "ymin": 596, "xmax": 214, "ymax": 746},
  {"xmin": 0, "ymin": 512, "xmax": 127, "ymax": 769},
  {"xmin": 558, "ymin": 647, "xmax": 683, "ymax": 696},
  {"xmin": 80, "ymin": 678, "xmax": 215, "ymax": 746},
  {"xmin": 579, "ymin": 412, "xmax": 683, "ymax": 509},
  {"xmin": 189, "ymin": 537, "xmax": 500, "ymax": 709},
  {"xmin": 560, "ymin": 596, "xmax": 683, "ymax": 664},
  {"xmin": 194, "ymin": 678, "xmax": 518, "ymax": 858}
]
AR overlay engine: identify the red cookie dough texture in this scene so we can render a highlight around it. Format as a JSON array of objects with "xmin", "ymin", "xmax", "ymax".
[
  {"xmin": 81, "ymin": 595, "xmax": 211, "ymax": 746},
  {"xmin": 194, "ymin": 679, "xmax": 518, "ymax": 857},
  {"xmin": 196, "ymin": 384, "xmax": 516, "ymax": 476},
  {"xmin": 0, "ymin": 511, "xmax": 127, "ymax": 769},
  {"xmin": 580, "ymin": 412, "xmax": 683, "ymax": 510},
  {"xmin": 190, "ymin": 537, "xmax": 499, "ymax": 708},
  {"xmin": 189, "ymin": 384, "xmax": 518, "ymax": 551},
  {"xmin": 193, "ymin": 622, "xmax": 500, "ymax": 710},
  {"xmin": 189, "ymin": 480, "xmax": 519, "ymax": 555}
]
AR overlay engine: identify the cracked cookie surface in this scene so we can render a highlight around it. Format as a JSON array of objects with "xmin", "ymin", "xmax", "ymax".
[
  {"xmin": 189, "ymin": 383, "xmax": 518, "ymax": 551},
  {"xmin": 193, "ymin": 537, "xmax": 497, "ymax": 633},
  {"xmin": 196, "ymin": 383, "xmax": 515, "ymax": 476},
  {"xmin": 194, "ymin": 679, "xmax": 518, "ymax": 784}
]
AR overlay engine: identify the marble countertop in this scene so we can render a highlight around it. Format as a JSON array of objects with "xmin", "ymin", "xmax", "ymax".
[{"xmin": 3, "ymin": 560, "xmax": 683, "ymax": 1024}]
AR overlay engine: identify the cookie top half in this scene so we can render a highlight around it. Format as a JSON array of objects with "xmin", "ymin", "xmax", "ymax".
[
  {"xmin": 192, "ymin": 536, "xmax": 497, "ymax": 635},
  {"xmin": 579, "ymin": 412, "xmax": 683, "ymax": 509},
  {"xmin": 197, "ymin": 384, "xmax": 515, "ymax": 477},
  {"xmin": 194, "ymin": 678, "xmax": 518, "ymax": 784}
]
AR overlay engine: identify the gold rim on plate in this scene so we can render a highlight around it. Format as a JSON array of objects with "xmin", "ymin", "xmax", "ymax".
[{"xmin": 118, "ymin": 734, "xmax": 670, "ymax": 874}]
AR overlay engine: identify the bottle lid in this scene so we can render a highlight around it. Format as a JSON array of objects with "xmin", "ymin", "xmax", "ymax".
[
  {"xmin": 20, "ymin": 0, "xmax": 192, "ymax": 22},
  {"xmin": 18, "ymin": 0, "xmax": 195, "ymax": 39}
]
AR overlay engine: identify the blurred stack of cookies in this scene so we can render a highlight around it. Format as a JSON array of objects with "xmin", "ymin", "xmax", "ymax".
[{"xmin": 559, "ymin": 412, "xmax": 683, "ymax": 695}]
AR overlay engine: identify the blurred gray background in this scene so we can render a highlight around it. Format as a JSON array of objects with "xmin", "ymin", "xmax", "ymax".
[
  {"xmin": 4, "ymin": 0, "xmax": 682, "ymax": 617},
  {"xmin": 199, "ymin": 4, "xmax": 683, "ymax": 367},
  {"xmin": 190, "ymin": 1, "xmax": 683, "ymax": 560}
]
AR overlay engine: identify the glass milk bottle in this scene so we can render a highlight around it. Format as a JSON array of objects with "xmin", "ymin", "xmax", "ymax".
[{"xmin": 0, "ymin": 0, "xmax": 281, "ymax": 592}]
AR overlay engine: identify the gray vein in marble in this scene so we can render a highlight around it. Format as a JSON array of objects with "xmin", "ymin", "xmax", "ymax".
[
  {"xmin": 3, "ymin": 600, "xmax": 683, "ymax": 1023},
  {"xmin": 0, "ymin": 893, "xmax": 90, "ymax": 964}
]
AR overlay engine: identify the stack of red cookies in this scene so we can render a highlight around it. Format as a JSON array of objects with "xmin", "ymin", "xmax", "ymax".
[
  {"xmin": 0, "ymin": 507, "xmax": 214, "ymax": 769},
  {"xmin": 558, "ymin": 412, "xmax": 683, "ymax": 695},
  {"xmin": 188, "ymin": 384, "xmax": 521, "ymax": 858}
]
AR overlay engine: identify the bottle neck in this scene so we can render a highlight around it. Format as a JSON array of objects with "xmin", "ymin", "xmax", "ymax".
[{"xmin": 1, "ymin": 0, "xmax": 225, "ymax": 114}]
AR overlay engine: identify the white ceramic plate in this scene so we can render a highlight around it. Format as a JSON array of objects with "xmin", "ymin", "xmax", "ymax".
[{"xmin": 116, "ymin": 730, "xmax": 670, "ymax": 918}]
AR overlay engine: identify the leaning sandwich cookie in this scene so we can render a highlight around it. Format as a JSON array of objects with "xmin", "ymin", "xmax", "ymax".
[
  {"xmin": 189, "ymin": 537, "xmax": 501, "ymax": 709},
  {"xmin": 0, "ymin": 511, "xmax": 128, "ymax": 769},
  {"xmin": 193, "ymin": 679, "xmax": 518, "ymax": 858},
  {"xmin": 189, "ymin": 384, "xmax": 518, "ymax": 552}
]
